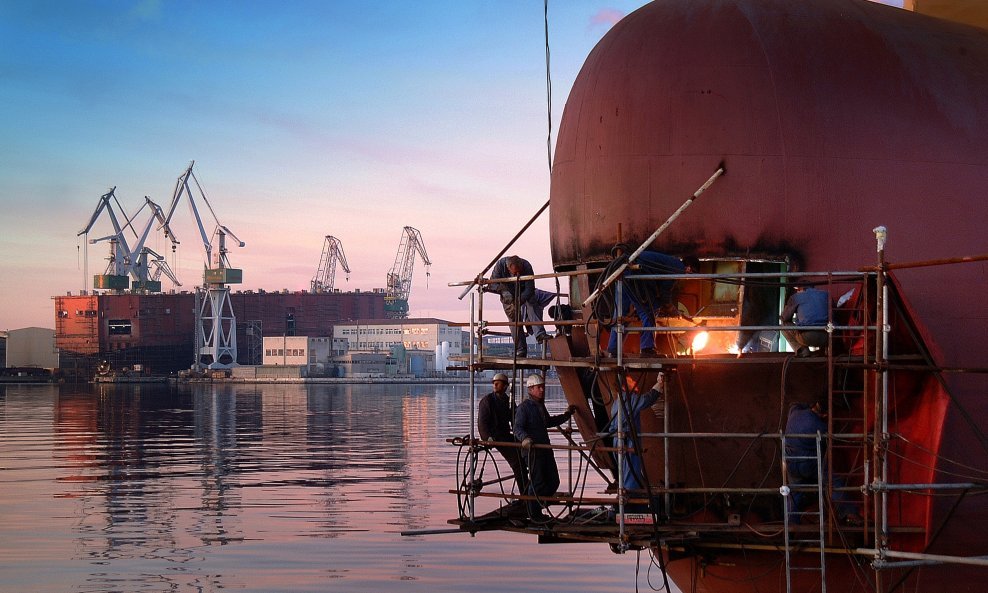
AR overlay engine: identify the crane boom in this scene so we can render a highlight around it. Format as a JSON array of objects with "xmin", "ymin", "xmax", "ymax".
[
  {"xmin": 163, "ymin": 161, "xmax": 244, "ymax": 273},
  {"xmin": 161, "ymin": 161, "xmax": 244, "ymax": 369},
  {"xmin": 384, "ymin": 226, "xmax": 431, "ymax": 319},
  {"xmin": 311, "ymin": 235, "xmax": 351, "ymax": 293},
  {"xmin": 79, "ymin": 187, "xmax": 138, "ymax": 289}
]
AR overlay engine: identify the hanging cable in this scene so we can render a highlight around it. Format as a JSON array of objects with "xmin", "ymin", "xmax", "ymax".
[{"xmin": 544, "ymin": 0, "xmax": 553, "ymax": 172}]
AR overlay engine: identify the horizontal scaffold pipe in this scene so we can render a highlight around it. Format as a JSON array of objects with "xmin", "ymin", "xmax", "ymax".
[
  {"xmin": 628, "ymin": 324, "xmax": 874, "ymax": 333},
  {"xmin": 856, "ymin": 548, "xmax": 988, "ymax": 568},
  {"xmin": 874, "ymin": 253, "xmax": 988, "ymax": 271},
  {"xmin": 450, "ymin": 490, "xmax": 637, "ymax": 505},
  {"xmin": 449, "ymin": 319, "xmax": 587, "ymax": 328},
  {"xmin": 449, "ymin": 436, "xmax": 621, "ymax": 454},
  {"xmin": 869, "ymin": 482, "xmax": 981, "ymax": 492},
  {"xmin": 451, "ymin": 485, "xmax": 790, "ymax": 498},
  {"xmin": 450, "ymin": 266, "xmax": 875, "ymax": 289},
  {"xmin": 604, "ymin": 432, "xmax": 867, "ymax": 440},
  {"xmin": 627, "ymin": 271, "xmax": 871, "ymax": 282},
  {"xmin": 885, "ymin": 364, "xmax": 988, "ymax": 374},
  {"xmin": 459, "ymin": 320, "xmax": 874, "ymax": 332},
  {"xmin": 449, "ymin": 268, "xmax": 592, "ymax": 288}
]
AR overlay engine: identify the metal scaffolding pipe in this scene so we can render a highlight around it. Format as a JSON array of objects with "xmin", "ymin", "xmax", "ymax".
[{"xmin": 858, "ymin": 548, "xmax": 988, "ymax": 568}]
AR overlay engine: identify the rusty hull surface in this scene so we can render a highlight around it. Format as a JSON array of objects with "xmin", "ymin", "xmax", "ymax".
[{"xmin": 549, "ymin": 0, "xmax": 987, "ymax": 590}]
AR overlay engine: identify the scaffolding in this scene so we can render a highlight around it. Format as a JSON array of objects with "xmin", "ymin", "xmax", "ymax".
[{"xmin": 442, "ymin": 228, "xmax": 988, "ymax": 592}]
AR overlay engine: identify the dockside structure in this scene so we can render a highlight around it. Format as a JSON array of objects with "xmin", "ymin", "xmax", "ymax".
[{"xmin": 54, "ymin": 290, "xmax": 386, "ymax": 378}]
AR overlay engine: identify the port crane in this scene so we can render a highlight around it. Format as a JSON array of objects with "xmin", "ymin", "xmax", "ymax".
[
  {"xmin": 311, "ymin": 235, "xmax": 350, "ymax": 293},
  {"xmin": 384, "ymin": 226, "xmax": 431, "ymax": 319},
  {"xmin": 162, "ymin": 161, "xmax": 244, "ymax": 370},
  {"xmin": 78, "ymin": 187, "xmax": 132, "ymax": 291},
  {"xmin": 78, "ymin": 189, "xmax": 181, "ymax": 292}
]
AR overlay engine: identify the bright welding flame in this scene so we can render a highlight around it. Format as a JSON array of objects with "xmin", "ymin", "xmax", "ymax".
[{"xmin": 691, "ymin": 331, "xmax": 710, "ymax": 353}]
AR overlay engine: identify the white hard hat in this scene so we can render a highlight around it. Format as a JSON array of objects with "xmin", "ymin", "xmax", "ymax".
[
  {"xmin": 525, "ymin": 374, "xmax": 545, "ymax": 387},
  {"xmin": 492, "ymin": 373, "xmax": 509, "ymax": 383}
]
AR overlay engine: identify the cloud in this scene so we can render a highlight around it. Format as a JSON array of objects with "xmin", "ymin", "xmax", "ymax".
[{"xmin": 589, "ymin": 8, "xmax": 626, "ymax": 28}]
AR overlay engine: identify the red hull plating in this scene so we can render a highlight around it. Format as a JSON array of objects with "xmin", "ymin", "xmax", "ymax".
[{"xmin": 549, "ymin": 1, "xmax": 988, "ymax": 590}]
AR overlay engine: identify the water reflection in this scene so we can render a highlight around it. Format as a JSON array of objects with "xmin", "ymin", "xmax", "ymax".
[{"xmin": 0, "ymin": 383, "xmax": 644, "ymax": 593}]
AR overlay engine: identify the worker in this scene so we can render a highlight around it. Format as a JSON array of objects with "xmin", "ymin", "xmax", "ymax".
[
  {"xmin": 785, "ymin": 400, "xmax": 862, "ymax": 525},
  {"xmin": 608, "ymin": 374, "xmax": 664, "ymax": 497},
  {"xmin": 606, "ymin": 247, "xmax": 699, "ymax": 356},
  {"xmin": 477, "ymin": 373, "xmax": 527, "ymax": 491},
  {"xmin": 513, "ymin": 374, "xmax": 576, "ymax": 519},
  {"xmin": 780, "ymin": 282, "xmax": 830, "ymax": 357},
  {"xmin": 487, "ymin": 255, "xmax": 551, "ymax": 357}
]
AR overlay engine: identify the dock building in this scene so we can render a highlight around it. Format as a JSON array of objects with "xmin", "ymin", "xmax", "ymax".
[{"xmin": 54, "ymin": 290, "xmax": 386, "ymax": 378}]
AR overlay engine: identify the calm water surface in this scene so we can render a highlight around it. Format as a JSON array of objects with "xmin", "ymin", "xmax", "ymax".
[{"xmin": 0, "ymin": 383, "xmax": 664, "ymax": 593}]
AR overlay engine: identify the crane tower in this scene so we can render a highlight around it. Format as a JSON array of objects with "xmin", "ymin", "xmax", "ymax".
[
  {"xmin": 163, "ymin": 162, "xmax": 245, "ymax": 370},
  {"xmin": 78, "ymin": 188, "xmax": 181, "ymax": 293},
  {"xmin": 384, "ymin": 226, "xmax": 431, "ymax": 319},
  {"xmin": 311, "ymin": 235, "xmax": 351, "ymax": 293}
]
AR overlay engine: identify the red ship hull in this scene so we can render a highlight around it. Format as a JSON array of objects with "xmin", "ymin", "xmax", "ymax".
[
  {"xmin": 546, "ymin": 1, "xmax": 988, "ymax": 591},
  {"xmin": 54, "ymin": 291, "xmax": 385, "ymax": 376}
]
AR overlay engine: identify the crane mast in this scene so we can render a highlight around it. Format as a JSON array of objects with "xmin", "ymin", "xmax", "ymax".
[
  {"xmin": 164, "ymin": 161, "xmax": 245, "ymax": 370},
  {"xmin": 384, "ymin": 226, "xmax": 431, "ymax": 319},
  {"xmin": 127, "ymin": 196, "xmax": 181, "ymax": 292},
  {"xmin": 78, "ymin": 189, "xmax": 182, "ymax": 293},
  {"xmin": 78, "ymin": 187, "xmax": 134, "ymax": 291},
  {"xmin": 311, "ymin": 235, "xmax": 351, "ymax": 293}
]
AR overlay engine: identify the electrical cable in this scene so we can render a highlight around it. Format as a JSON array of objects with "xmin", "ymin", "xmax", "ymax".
[{"xmin": 543, "ymin": 0, "xmax": 553, "ymax": 173}]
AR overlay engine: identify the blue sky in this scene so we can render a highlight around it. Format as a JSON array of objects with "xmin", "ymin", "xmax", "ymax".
[{"xmin": 0, "ymin": 0, "xmax": 903, "ymax": 330}]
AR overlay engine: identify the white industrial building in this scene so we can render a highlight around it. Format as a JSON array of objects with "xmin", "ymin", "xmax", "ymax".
[
  {"xmin": 4, "ymin": 327, "xmax": 58, "ymax": 369},
  {"xmin": 261, "ymin": 336, "xmax": 332, "ymax": 375},
  {"xmin": 332, "ymin": 318, "xmax": 465, "ymax": 355},
  {"xmin": 253, "ymin": 319, "xmax": 465, "ymax": 378}
]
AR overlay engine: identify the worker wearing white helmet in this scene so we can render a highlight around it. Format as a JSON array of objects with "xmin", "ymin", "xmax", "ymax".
[
  {"xmin": 478, "ymin": 372, "xmax": 527, "ymax": 490},
  {"xmin": 513, "ymin": 373, "xmax": 577, "ymax": 518}
]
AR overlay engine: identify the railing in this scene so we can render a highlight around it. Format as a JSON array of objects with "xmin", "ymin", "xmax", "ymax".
[
  {"xmin": 454, "ymin": 265, "xmax": 880, "ymax": 532},
  {"xmin": 445, "ymin": 230, "xmax": 988, "ymax": 585}
]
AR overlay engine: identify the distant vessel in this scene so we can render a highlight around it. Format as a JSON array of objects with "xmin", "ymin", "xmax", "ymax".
[
  {"xmin": 55, "ymin": 290, "xmax": 385, "ymax": 378},
  {"xmin": 451, "ymin": 1, "xmax": 988, "ymax": 591}
]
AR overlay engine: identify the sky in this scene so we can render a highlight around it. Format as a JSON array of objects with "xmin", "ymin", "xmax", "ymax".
[{"xmin": 0, "ymin": 0, "xmax": 904, "ymax": 331}]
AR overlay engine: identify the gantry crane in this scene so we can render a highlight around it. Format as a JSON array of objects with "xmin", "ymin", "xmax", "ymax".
[
  {"xmin": 78, "ymin": 187, "xmax": 132, "ymax": 291},
  {"xmin": 78, "ymin": 189, "xmax": 181, "ymax": 293},
  {"xmin": 311, "ymin": 235, "xmax": 351, "ymax": 293},
  {"xmin": 384, "ymin": 226, "xmax": 431, "ymax": 319},
  {"xmin": 126, "ymin": 196, "xmax": 181, "ymax": 292},
  {"xmin": 163, "ymin": 161, "xmax": 245, "ymax": 370}
]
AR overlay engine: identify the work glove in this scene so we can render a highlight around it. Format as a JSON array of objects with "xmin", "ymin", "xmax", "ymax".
[
  {"xmin": 521, "ymin": 437, "xmax": 533, "ymax": 452},
  {"xmin": 566, "ymin": 404, "xmax": 578, "ymax": 417},
  {"xmin": 500, "ymin": 290, "xmax": 514, "ymax": 306}
]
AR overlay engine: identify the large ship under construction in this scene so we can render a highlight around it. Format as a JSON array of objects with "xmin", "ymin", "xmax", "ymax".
[
  {"xmin": 442, "ymin": 1, "xmax": 988, "ymax": 592},
  {"xmin": 54, "ymin": 289, "xmax": 385, "ymax": 378}
]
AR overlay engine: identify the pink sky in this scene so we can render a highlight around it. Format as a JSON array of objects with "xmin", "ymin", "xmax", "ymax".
[{"xmin": 0, "ymin": 0, "xmax": 906, "ymax": 330}]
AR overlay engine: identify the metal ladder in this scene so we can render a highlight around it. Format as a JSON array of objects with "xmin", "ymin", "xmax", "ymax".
[
  {"xmin": 827, "ymin": 276, "xmax": 873, "ymax": 546},
  {"xmin": 782, "ymin": 432, "xmax": 828, "ymax": 593}
]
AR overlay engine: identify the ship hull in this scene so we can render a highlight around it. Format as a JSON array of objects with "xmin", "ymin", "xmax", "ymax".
[
  {"xmin": 54, "ymin": 291, "xmax": 386, "ymax": 375},
  {"xmin": 545, "ymin": 1, "xmax": 988, "ymax": 591}
]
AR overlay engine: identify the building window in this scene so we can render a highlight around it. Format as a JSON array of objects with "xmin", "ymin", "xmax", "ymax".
[{"xmin": 108, "ymin": 319, "xmax": 132, "ymax": 336}]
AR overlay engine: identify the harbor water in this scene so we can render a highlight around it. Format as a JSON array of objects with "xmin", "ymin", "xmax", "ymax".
[{"xmin": 0, "ymin": 383, "xmax": 666, "ymax": 593}]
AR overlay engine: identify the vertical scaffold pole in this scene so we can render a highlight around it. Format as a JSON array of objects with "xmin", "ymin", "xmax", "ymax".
[
  {"xmin": 468, "ymin": 292, "xmax": 477, "ymax": 522},
  {"xmin": 872, "ymin": 226, "xmax": 888, "ymax": 590},
  {"xmin": 616, "ymin": 279, "xmax": 626, "ymax": 548},
  {"xmin": 663, "ymin": 371, "xmax": 671, "ymax": 521}
]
